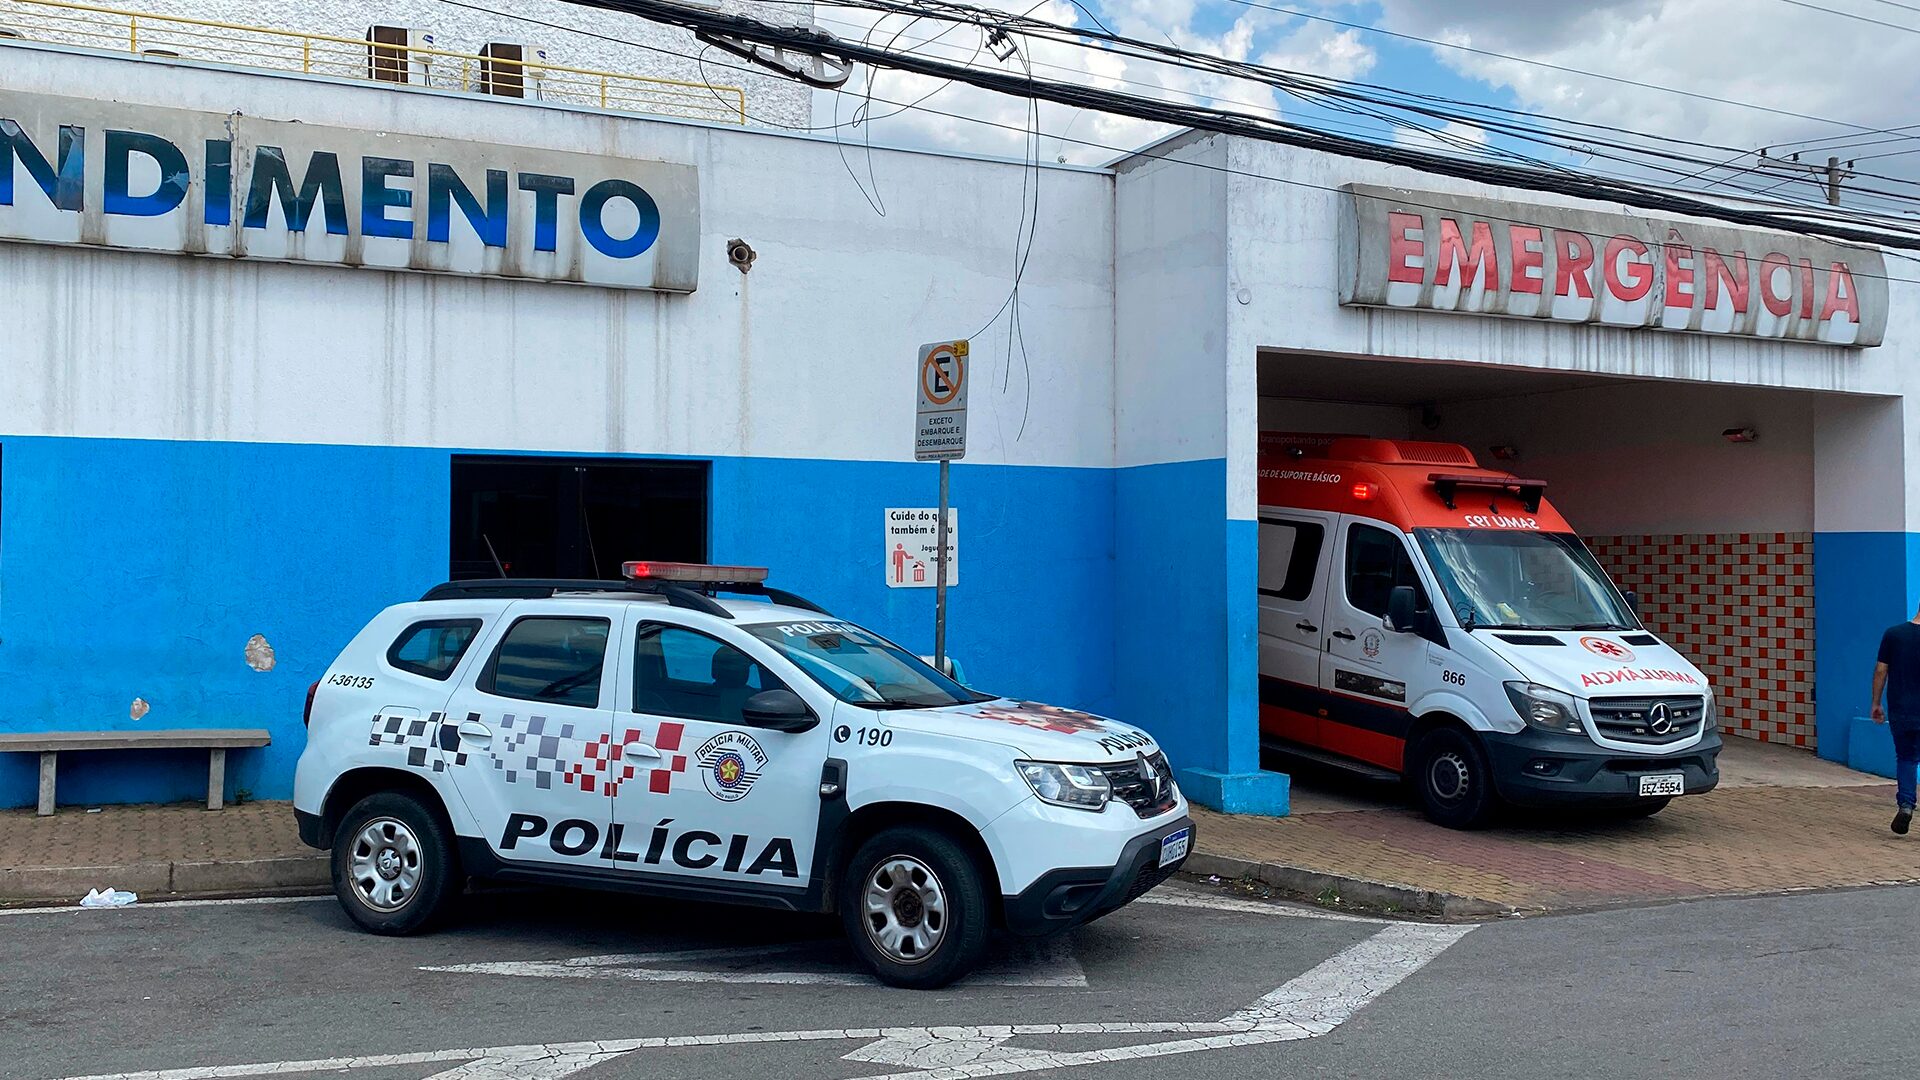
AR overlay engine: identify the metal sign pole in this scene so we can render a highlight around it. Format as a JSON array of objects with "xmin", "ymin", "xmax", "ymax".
[{"xmin": 935, "ymin": 459, "xmax": 949, "ymax": 673}]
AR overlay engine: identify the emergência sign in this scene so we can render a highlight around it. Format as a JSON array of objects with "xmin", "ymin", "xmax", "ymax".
[
  {"xmin": 0, "ymin": 90, "xmax": 700, "ymax": 292},
  {"xmin": 1339, "ymin": 183, "xmax": 1888, "ymax": 346}
]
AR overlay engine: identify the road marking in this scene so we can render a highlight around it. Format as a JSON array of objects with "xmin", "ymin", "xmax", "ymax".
[
  {"xmin": 421, "ymin": 937, "xmax": 1087, "ymax": 988},
  {"xmin": 54, "ymin": 922, "xmax": 1474, "ymax": 1080},
  {"xmin": 1135, "ymin": 889, "xmax": 1388, "ymax": 923},
  {"xmin": 0, "ymin": 895, "xmax": 330, "ymax": 918}
]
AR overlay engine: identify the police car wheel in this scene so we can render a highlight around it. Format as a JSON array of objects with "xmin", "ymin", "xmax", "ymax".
[
  {"xmin": 1414, "ymin": 727, "xmax": 1498, "ymax": 830},
  {"xmin": 841, "ymin": 827, "xmax": 989, "ymax": 990},
  {"xmin": 331, "ymin": 792, "xmax": 459, "ymax": 935}
]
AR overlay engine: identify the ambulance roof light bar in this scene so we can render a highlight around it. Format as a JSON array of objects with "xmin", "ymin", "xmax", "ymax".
[{"xmin": 1428, "ymin": 472, "xmax": 1548, "ymax": 514}]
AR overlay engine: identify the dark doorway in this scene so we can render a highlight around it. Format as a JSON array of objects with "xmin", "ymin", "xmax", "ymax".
[{"xmin": 450, "ymin": 457, "xmax": 708, "ymax": 580}]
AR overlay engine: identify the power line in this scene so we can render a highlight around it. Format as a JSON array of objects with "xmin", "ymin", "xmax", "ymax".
[{"xmin": 1773, "ymin": 0, "xmax": 1920, "ymax": 34}]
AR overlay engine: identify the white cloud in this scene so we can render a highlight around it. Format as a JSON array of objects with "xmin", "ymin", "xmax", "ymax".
[{"xmin": 797, "ymin": 0, "xmax": 1376, "ymax": 164}]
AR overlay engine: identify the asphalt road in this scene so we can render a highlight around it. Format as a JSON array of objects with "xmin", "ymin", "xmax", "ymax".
[{"xmin": 2, "ymin": 881, "xmax": 1914, "ymax": 1079}]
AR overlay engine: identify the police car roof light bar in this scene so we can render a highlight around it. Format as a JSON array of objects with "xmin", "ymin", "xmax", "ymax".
[
  {"xmin": 1428, "ymin": 472, "xmax": 1548, "ymax": 514},
  {"xmin": 621, "ymin": 560, "xmax": 768, "ymax": 585},
  {"xmin": 419, "ymin": 574, "xmax": 830, "ymax": 619}
]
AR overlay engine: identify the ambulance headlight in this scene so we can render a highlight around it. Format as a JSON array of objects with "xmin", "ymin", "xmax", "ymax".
[
  {"xmin": 1017, "ymin": 761, "xmax": 1112, "ymax": 811},
  {"xmin": 1505, "ymin": 682, "xmax": 1584, "ymax": 735}
]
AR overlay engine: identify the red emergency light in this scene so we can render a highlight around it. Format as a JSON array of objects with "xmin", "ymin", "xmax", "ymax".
[
  {"xmin": 621, "ymin": 561, "xmax": 769, "ymax": 584},
  {"xmin": 1351, "ymin": 482, "xmax": 1379, "ymax": 501}
]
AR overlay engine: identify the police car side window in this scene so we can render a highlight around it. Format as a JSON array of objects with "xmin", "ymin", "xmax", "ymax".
[
  {"xmin": 633, "ymin": 623, "xmax": 791, "ymax": 725},
  {"xmin": 1345, "ymin": 524, "xmax": 1426, "ymax": 617},
  {"xmin": 481, "ymin": 617, "xmax": 610, "ymax": 708},
  {"xmin": 387, "ymin": 619, "xmax": 483, "ymax": 680}
]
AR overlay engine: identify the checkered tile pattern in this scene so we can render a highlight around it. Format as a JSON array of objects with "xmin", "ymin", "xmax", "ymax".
[
  {"xmin": 565, "ymin": 722, "xmax": 688, "ymax": 797},
  {"xmin": 1586, "ymin": 533, "xmax": 1815, "ymax": 748}
]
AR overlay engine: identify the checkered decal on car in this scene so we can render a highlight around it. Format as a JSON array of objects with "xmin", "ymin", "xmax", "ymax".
[
  {"xmin": 484, "ymin": 713, "xmax": 582, "ymax": 790},
  {"xmin": 369, "ymin": 711, "xmax": 456, "ymax": 772},
  {"xmin": 565, "ymin": 722, "xmax": 688, "ymax": 797}
]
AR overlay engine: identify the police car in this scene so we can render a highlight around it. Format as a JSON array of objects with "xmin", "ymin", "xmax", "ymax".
[{"xmin": 293, "ymin": 562, "xmax": 1193, "ymax": 989}]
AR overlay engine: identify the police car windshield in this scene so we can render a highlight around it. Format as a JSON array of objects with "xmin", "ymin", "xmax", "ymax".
[
  {"xmin": 744, "ymin": 620, "xmax": 989, "ymax": 708},
  {"xmin": 1414, "ymin": 529, "xmax": 1638, "ymax": 632}
]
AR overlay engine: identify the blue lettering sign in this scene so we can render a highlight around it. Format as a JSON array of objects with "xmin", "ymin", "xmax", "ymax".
[
  {"xmin": 204, "ymin": 139, "xmax": 232, "ymax": 226},
  {"xmin": 516, "ymin": 172, "xmax": 574, "ymax": 252},
  {"xmin": 0, "ymin": 119, "xmax": 84, "ymax": 210},
  {"xmin": 242, "ymin": 146, "xmax": 348, "ymax": 235},
  {"xmin": 579, "ymin": 178, "xmax": 661, "ymax": 259},
  {"xmin": 360, "ymin": 156, "xmax": 413, "ymax": 240},
  {"xmin": 426, "ymin": 163, "xmax": 507, "ymax": 247},
  {"xmin": 103, "ymin": 129, "xmax": 190, "ymax": 217}
]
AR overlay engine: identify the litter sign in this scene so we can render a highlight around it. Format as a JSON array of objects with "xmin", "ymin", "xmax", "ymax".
[
  {"xmin": 915, "ymin": 340, "xmax": 968, "ymax": 461},
  {"xmin": 886, "ymin": 508, "xmax": 958, "ymax": 588}
]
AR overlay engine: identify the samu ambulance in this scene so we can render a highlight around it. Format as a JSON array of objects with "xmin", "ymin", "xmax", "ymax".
[
  {"xmin": 1257, "ymin": 435, "xmax": 1721, "ymax": 828},
  {"xmin": 293, "ymin": 562, "xmax": 1191, "ymax": 989}
]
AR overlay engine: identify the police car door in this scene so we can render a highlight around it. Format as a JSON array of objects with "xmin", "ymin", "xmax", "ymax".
[
  {"xmin": 1321, "ymin": 520, "xmax": 1431, "ymax": 770},
  {"xmin": 1257, "ymin": 511, "xmax": 1333, "ymax": 748},
  {"xmin": 609, "ymin": 617, "xmax": 825, "ymax": 891},
  {"xmin": 439, "ymin": 600, "xmax": 622, "ymax": 871}
]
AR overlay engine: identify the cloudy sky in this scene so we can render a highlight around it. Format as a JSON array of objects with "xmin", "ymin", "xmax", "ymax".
[{"xmin": 790, "ymin": 0, "xmax": 1920, "ymax": 212}]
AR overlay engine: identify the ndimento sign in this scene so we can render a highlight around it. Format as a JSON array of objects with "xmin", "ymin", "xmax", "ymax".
[
  {"xmin": 1338, "ymin": 183, "xmax": 1887, "ymax": 346},
  {"xmin": 0, "ymin": 90, "xmax": 699, "ymax": 292}
]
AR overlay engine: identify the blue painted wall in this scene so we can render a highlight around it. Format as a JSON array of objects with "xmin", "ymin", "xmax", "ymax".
[
  {"xmin": 1812, "ymin": 531, "xmax": 1920, "ymax": 764},
  {"xmin": 0, "ymin": 437, "xmax": 1119, "ymax": 808}
]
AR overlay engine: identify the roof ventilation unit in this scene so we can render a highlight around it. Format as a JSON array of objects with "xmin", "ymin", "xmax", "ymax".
[{"xmin": 366, "ymin": 25, "xmax": 438, "ymax": 85}]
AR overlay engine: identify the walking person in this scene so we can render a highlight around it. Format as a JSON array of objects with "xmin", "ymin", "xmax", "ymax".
[{"xmin": 1872, "ymin": 604, "xmax": 1920, "ymax": 834}]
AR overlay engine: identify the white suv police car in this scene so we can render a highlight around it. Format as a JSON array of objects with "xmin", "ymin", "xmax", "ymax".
[{"xmin": 294, "ymin": 562, "xmax": 1192, "ymax": 988}]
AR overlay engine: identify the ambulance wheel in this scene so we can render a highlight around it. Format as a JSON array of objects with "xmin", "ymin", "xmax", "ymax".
[
  {"xmin": 331, "ymin": 791, "xmax": 459, "ymax": 935},
  {"xmin": 841, "ymin": 826, "xmax": 989, "ymax": 990},
  {"xmin": 1414, "ymin": 727, "xmax": 1498, "ymax": 830}
]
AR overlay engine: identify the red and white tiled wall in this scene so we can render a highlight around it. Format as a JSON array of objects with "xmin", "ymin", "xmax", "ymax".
[{"xmin": 1584, "ymin": 533, "xmax": 1815, "ymax": 749}]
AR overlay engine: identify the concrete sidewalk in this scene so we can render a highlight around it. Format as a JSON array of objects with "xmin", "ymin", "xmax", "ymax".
[
  {"xmin": 0, "ymin": 801, "xmax": 324, "ymax": 903},
  {"xmin": 1192, "ymin": 738, "xmax": 1920, "ymax": 916},
  {"xmin": 1, "ymin": 740, "xmax": 1910, "ymax": 914}
]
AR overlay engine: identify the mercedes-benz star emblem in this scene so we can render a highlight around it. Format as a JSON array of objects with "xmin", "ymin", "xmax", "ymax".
[
  {"xmin": 1647, "ymin": 702, "xmax": 1673, "ymax": 736},
  {"xmin": 1137, "ymin": 751, "xmax": 1164, "ymax": 802}
]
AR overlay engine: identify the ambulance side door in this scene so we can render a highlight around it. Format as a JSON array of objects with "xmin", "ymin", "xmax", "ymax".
[
  {"xmin": 1256, "ymin": 511, "xmax": 1334, "ymax": 748},
  {"xmin": 608, "ymin": 617, "xmax": 828, "ymax": 892},
  {"xmin": 1321, "ymin": 520, "xmax": 1432, "ymax": 771}
]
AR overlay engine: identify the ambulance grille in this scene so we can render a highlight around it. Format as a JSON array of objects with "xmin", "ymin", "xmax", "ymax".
[
  {"xmin": 1098, "ymin": 752, "xmax": 1179, "ymax": 818},
  {"xmin": 1589, "ymin": 696, "xmax": 1708, "ymax": 745}
]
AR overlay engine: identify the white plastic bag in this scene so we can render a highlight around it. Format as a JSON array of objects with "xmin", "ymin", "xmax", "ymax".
[{"xmin": 79, "ymin": 887, "xmax": 137, "ymax": 908}]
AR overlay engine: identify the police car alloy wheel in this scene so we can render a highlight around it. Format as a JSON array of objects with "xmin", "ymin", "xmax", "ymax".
[
  {"xmin": 841, "ymin": 827, "xmax": 988, "ymax": 990},
  {"xmin": 1414, "ymin": 727, "xmax": 1498, "ymax": 830},
  {"xmin": 330, "ymin": 792, "xmax": 460, "ymax": 935}
]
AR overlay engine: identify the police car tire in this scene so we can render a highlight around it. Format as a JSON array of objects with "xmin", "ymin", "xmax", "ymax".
[
  {"xmin": 1414, "ymin": 727, "xmax": 1498, "ymax": 830},
  {"xmin": 331, "ymin": 792, "xmax": 460, "ymax": 936},
  {"xmin": 840, "ymin": 827, "xmax": 990, "ymax": 990}
]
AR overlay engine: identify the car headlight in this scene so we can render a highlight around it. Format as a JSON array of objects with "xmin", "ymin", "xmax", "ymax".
[
  {"xmin": 1016, "ymin": 761, "xmax": 1112, "ymax": 811},
  {"xmin": 1504, "ymin": 682, "xmax": 1585, "ymax": 735}
]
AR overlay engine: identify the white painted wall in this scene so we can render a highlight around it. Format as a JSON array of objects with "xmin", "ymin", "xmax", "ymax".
[
  {"xmin": 0, "ymin": 0, "xmax": 815, "ymax": 130},
  {"xmin": 0, "ymin": 46, "xmax": 1115, "ymax": 469},
  {"xmin": 1428, "ymin": 382, "xmax": 1816, "ymax": 535}
]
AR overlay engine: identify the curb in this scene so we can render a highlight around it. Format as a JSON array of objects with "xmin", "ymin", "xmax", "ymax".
[
  {"xmin": 0, "ymin": 855, "xmax": 327, "ymax": 901},
  {"xmin": 1184, "ymin": 851, "xmax": 1517, "ymax": 919}
]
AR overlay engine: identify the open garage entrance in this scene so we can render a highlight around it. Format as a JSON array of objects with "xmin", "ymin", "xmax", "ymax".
[{"xmin": 1254, "ymin": 349, "xmax": 1899, "ymax": 762}]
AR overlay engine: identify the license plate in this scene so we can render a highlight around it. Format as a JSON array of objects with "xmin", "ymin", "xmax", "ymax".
[
  {"xmin": 1158, "ymin": 827, "xmax": 1191, "ymax": 867},
  {"xmin": 1638, "ymin": 773, "xmax": 1684, "ymax": 797}
]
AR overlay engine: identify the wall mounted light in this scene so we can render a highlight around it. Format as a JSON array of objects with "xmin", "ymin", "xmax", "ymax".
[
  {"xmin": 1722, "ymin": 427, "xmax": 1759, "ymax": 443},
  {"xmin": 1489, "ymin": 445, "xmax": 1520, "ymax": 461}
]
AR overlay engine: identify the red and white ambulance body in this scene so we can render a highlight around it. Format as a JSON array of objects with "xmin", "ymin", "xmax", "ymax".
[{"xmin": 1257, "ymin": 434, "xmax": 1722, "ymax": 827}]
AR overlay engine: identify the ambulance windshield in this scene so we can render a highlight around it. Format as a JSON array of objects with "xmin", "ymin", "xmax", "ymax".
[
  {"xmin": 745, "ymin": 620, "xmax": 991, "ymax": 708},
  {"xmin": 1414, "ymin": 530, "xmax": 1638, "ymax": 632}
]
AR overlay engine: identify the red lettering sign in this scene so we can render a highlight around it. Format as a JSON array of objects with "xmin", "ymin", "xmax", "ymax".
[
  {"xmin": 1387, "ymin": 211, "xmax": 1424, "ymax": 284},
  {"xmin": 1603, "ymin": 235, "xmax": 1653, "ymax": 302},
  {"xmin": 1824, "ymin": 262, "xmax": 1861, "ymax": 323},
  {"xmin": 1703, "ymin": 249, "xmax": 1749, "ymax": 314},
  {"xmin": 1555, "ymin": 230, "xmax": 1595, "ymax": 299},
  {"xmin": 1434, "ymin": 217, "xmax": 1497, "ymax": 289},
  {"xmin": 1663, "ymin": 232, "xmax": 1694, "ymax": 311},
  {"xmin": 1759, "ymin": 252, "xmax": 1793, "ymax": 316},
  {"xmin": 1509, "ymin": 225, "xmax": 1544, "ymax": 295}
]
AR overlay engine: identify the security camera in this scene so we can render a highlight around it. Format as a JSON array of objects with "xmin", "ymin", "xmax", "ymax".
[{"xmin": 726, "ymin": 238, "xmax": 756, "ymax": 273}]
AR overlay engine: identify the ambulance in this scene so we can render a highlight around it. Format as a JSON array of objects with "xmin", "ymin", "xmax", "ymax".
[
  {"xmin": 1257, "ymin": 434, "xmax": 1721, "ymax": 828},
  {"xmin": 293, "ymin": 562, "xmax": 1192, "ymax": 989}
]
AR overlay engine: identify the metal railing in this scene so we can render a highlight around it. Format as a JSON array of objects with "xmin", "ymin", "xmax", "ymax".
[{"xmin": 0, "ymin": 0, "xmax": 748, "ymax": 124}]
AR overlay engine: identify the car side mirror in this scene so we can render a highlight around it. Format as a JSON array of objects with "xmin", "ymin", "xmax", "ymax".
[
  {"xmin": 1385, "ymin": 585, "xmax": 1418, "ymax": 634},
  {"xmin": 1624, "ymin": 590, "xmax": 1640, "ymax": 616},
  {"xmin": 742, "ymin": 688, "xmax": 818, "ymax": 733}
]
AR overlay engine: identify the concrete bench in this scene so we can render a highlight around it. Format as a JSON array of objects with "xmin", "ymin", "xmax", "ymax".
[{"xmin": 0, "ymin": 730, "xmax": 272, "ymax": 816}]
